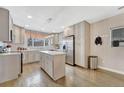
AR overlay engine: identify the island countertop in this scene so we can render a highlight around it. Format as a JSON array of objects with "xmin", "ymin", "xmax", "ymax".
[{"xmin": 40, "ymin": 51, "xmax": 66, "ymax": 56}]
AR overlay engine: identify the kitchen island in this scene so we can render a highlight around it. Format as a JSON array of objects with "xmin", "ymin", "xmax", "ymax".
[
  {"xmin": 40, "ymin": 51, "xmax": 66, "ymax": 80},
  {"xmin": 0, "ymin": 52, "xmax": 21, "ymax": 83}
]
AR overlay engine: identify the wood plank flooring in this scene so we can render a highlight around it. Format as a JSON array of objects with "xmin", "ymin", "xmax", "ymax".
[{"xmin": 0, "ymin": 62, "xmax": 124, "ymax": 87}]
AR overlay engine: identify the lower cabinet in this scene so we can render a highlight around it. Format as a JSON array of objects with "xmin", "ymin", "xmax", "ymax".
[
  {"xmin": 40, "ymin": 52, "xmax": 65, "ymax": 80},
  {"xmin": 0, "ymin": 53, "xmax": 21, "ymax": 83},
  {"xmin": 23, "ymin": 50, "xmax": 40, "ymax": 64}
]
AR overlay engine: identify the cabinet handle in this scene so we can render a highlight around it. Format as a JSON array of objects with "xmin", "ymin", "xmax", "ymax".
[{"xmin": 10, "ymin": 30, "xmax": 13, "ymax": 41}]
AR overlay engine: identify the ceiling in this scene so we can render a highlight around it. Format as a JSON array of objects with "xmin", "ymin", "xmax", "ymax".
[{"xmin": 2, "ymin": 6, "xmax": 124, "ymax": 33}]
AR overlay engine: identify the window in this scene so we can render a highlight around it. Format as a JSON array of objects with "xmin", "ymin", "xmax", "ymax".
[
  {"xmin": 34, "ymin": 39, "xmax": 44, "ymax": 47},
  {"xmin": 111, "ymin": 27, "xmax": 124, "ymax": 47},
  {"xmin": 27, "ymin": 38, "xmax": 50, "ymax": 47},
  {"xmin": 45, "ymin": 39, "xmax": 49, "ymax": 46},
  {"xmin": 28, "ymin": 38, "xmax": 33, "ymax": 46},
  {"xmin": 26, "ymin": 30, "xmax": 49, "ymax": 47}
]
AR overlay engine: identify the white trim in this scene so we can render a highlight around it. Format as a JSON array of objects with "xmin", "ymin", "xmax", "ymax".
[{"xmin": 98, "ymin": 66, "xmax": 124, "ymax": 75}]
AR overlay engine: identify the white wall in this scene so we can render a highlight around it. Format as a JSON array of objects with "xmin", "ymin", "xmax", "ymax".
[{"xmin": 90, "ymin": 13, "xmax": 124, "ymax": 74}]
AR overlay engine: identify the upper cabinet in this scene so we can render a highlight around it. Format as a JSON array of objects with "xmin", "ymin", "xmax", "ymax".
[
  {"xmin": 9, "ymin": 15, "xmax": 14, "ymax": 42},
  {"xmin": 0, "ymin": 8, "xmax": 10, "ymax": 41},
  {"xmin": 53, "ymin": 33, "xmax": 59, "ymax": 45},
  {"xmin": 13, "ymin": 25, "xmax": 25, "ymax": 44},
  {"xmin": 63, "ymin": 26, "xmax": 74, "ymax": 37},
  {"xmin": 0, "ymin": 8, "xmax": 25, "ymax": 43},
  {"xmin": 47, "ymin": 33, "xmax": 59, "ymax": 45},
  {"xmin": 58, "ymin": 32, "xmax": 64, "ymax": 44}
]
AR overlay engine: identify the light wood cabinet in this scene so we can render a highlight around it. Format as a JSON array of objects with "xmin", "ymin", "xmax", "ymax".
[
  {"xmin": 20, "ymin": 28, "xmax": 25, "ymax": 43},
  {"xmin": 46, "ymin": 33, "xmax": 59, "ymax": 46},
  {"xmin": 58, "ymin": 32, "xmax": 64, "ymax": 43},
  {"xmin": 40, "ymin": 53, "xmax": 45, "ymax": 69},
  {"xmin": 22, "ymin": 50, "xmax": 40, "ymax": 64},
  {"xmin": 0, "ymin": 53, "xmax": 21, "ymax": 83},
  {"xmin": 13, "ymin": 25, "xmax": 25, "ymax": 44},
  {"xmin": 23, "ymin": 51, "xmax": 28, "ymax": 64},
  {"xmin": 0, "ymin": 8, "xmax": 10, "ymax": 41},
  {"xmin": 64, "ymin": 26, "xmax": 74, "ymax": 37},
  {"xmin": 64, "ymin": 21, "xmax": 90, "ymax": 68},
  {"xmin": 9, "ymin": 15, "xmax": 14, "ymax": 41},
  {"xmin": 74, "ymin": 21, "xmax": 90, "ymax": 68},
  {"xmin": 47, "ymin": 55, "xmax": 53, "ymax": 76},
  {"xmin": 54, "ymin": 33, "xmax": 59, "ymax": 44}
]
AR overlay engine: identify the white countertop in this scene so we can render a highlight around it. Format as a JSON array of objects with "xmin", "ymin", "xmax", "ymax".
[
  {"xmin": 0, "ymin": 52, "xmax": 21, "ymax": 56},
  {"xmin": 11, "ymin": 49, "xmax": 39, "ymax": 52},
  {"xmin": 40, "ymin": 51, "xmax": 66, "ymax": 56}
]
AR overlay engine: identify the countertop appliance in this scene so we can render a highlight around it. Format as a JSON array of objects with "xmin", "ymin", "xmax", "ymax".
[{"xmin": 64, "ymin": 35, "xmax": 75, "ymax": 65}]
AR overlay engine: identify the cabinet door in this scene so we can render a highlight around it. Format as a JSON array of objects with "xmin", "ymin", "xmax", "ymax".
[
  {"xmin": 74, "ymin": 23, "xmax": 81, "ymax": 44},
  {"xmin": 40, "ymin": 53, "xmax": 43, "ymax": 67},
  {"xmin": 74, "ymin": 22, "xmax": 86, "ymax": 67},
  {"xmin": 0, "ymin": 8, "xmax": 9, "ymax": 41},
  {"xmin": 20, "ymin": 28, "xmax": 25, "ymax": 43},
  {"xmin": 13, "ymin": 26, "xmax": 25, "ymax": 44},
  {"xmin": 74, "ymin": 23, "xmax": 83, "ymax": 66},
  {"xmin": 9, "ymin": 15, "xmax": 13, "ymax": 41},
  {"xmin": 22, "ymin": 52, "xmax": 26, "ymax": 64},
  {"xmin": 13, "ymin": 26, "xmax": 21, "ymax": 43},
  {"xmin": 47, "ymin": 55, "xmax": 53, "ymax": 77},
  {"xmin": 23, "ymin": 52, "xmax": 29, "ymax": 64},
  {"xmin": 29, "ymin": 51, "xmax": 35, "ymax": 62},
  {"xmin": 1, "ymin": 55, "xmax": 19, "ymax": 83},
  {"xmin": 35, "ymin": 51, "xmax": 40, "ymax": 61},
  {"xmin": 32, "ymin": 51, "xmax": 40, "ymax": 62},
  {"xmin": 54, "ymin": 34, "xmax": 59, "ymax": 44},
  {"xmin": 41, "ymin": 53, "xmax": 45, "ymax": 69},
  {"xmin": 42, "ymin": 54, "xmax": 45, "ymax": 70},
  {"xmin": 75, "ymin": 43, "xmax": 81, "ymax": 66},
  {"xmin": 64, "ymin": 26, "xmax": 74, "ymax": 37},
  {"xmin": 0, "ymin": 57, "xmax": 4, "ymax": 82},
  {"xmin": 44, "ymin": 54, "xmax": 48, "ymax": 72}
]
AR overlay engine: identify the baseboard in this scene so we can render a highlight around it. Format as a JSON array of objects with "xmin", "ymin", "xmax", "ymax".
[
  {"xmin": 23, "ymin": 61, "xmax": 39, "ymax": 65},
  {"xmin": 98, "ymin": 66, "xmax": 124, "ymax": 75},
  {"xmin": 74, "ymin": 64, "xmax": 89, "ymax": 69}
]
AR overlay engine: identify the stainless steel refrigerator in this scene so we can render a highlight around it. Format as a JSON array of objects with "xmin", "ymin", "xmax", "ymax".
[{"xmin": 65, "ymin": 35, "xmax": 75, "ymax": 65}]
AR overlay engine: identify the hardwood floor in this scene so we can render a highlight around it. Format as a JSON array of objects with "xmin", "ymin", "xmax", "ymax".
[{"xmin": 0, "ymin": 62, "xmax": 124, "ymax": 87}]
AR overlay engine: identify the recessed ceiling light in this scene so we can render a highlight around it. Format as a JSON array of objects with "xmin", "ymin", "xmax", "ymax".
[
  {"xmin": 41, "ymin": 28, "xmax": 45, "ymax": 31},
  {"xmin": 27, "ymin": 15, "xmax": 32, "ymax": 19},
  {"xmin": 61, "ymin": 26, "xmax": 65, "ymax": 29},
  {"xmin": 52, "ymin": 30, "xmax": 56, "ymax": 33},
  {"xmin": 25, "ymin": 24, "xmax": 29, "ymax": 27}
]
